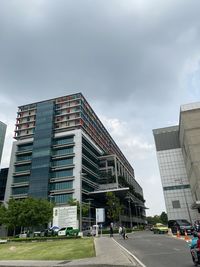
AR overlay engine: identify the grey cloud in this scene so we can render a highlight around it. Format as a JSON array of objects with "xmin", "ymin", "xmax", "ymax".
[{"xmin": 0, "ymin": 0, "xmax": 200, "ymax": 107}]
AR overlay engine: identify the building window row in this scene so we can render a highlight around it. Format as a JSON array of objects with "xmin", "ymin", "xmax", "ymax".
[
  {"xmin": 50, "ymin": 181, "xmax": 73, "ymax": 191},
  {"xmin": 12, "ymin": 186, "xmax": 28, "ymax": 195},
  {"xmin": 163, "ymin": 184, "xmax": 190, "ymax": 191},
  {"xmin": 52, "ymin": 193, "xmax": 73, "ymax": 204},
  {"xmin": 13, "ymin": 175, "xmax": 29, "ymax": 184},
  {"xmin": 51, "ymin": 169, "xmax": 73, "ymax": 178}
]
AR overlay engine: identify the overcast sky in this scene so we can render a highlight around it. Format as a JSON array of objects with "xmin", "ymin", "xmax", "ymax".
[{"xmin": 1, "ymin": 0, "xmax": 200, "ymax": 216}]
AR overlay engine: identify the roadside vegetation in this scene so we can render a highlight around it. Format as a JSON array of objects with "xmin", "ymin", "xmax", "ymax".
[{"xmin": 0, "ymin": 238, "xmax": 95, "ymax": 260}]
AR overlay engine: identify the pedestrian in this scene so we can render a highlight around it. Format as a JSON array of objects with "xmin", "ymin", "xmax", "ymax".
[
  {"xmin": 122, "ymin": 226, "xmax": 128, "ymax": 240},
  {"xmin": 118, "ymin": 225, "xmax": 122, "ymax": 237},
  {"xmin": 110, "ymin": 222, "xmax": 114, "ymax": 237}
]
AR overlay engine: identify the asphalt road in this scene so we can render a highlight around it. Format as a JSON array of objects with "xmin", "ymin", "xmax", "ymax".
[{"xmin": 114, "ymin": 231, "xmax": 193, "ymax": 267}]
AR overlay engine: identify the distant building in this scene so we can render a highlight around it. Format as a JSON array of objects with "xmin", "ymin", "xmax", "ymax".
[
  {"xmin": 0, "ymin": 121, "xmax": 6, "ymax": 165},
  {"xmin": 5, "ymin": 93, "xmax": 146, "ymax": 227},
  {"xmin": 0, "ymin": 168, "xmax": 8, "ymax": 202},
  {"xmin": 153, "ymin": 102, "xmax": 200, "ymax": 223}
]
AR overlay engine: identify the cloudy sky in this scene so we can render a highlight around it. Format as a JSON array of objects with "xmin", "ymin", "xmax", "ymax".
[{"xmin": 1, "ymin": 0, "xmax": 200, "ymax": 216}]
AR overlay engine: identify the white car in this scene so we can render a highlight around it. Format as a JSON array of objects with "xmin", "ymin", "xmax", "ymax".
[{"xmin": 57, "ymin": 228, "xmax": 66, "ymax": 236}]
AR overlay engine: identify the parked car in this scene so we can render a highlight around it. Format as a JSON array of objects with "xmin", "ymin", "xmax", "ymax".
[
  {"xmin": 168, "ymin": 219, "xmax": 194, "ymax": 235},
  {"xmin": 58, "ymin": 227, "xmax": 79, "ymax": 237},
  {"xmin": 152, "ymin": 223, "xmax": 168, "ymax": 234},
  {"xmin": 82, "ymin": 227, "xmax": 93, "ymax": 236}
]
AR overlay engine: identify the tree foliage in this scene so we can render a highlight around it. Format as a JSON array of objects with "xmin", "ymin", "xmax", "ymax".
[
  {"xmin": 4, "ymin": 198, "xmax": 54, "ymax": 234},
  {"xmin": 67, "ymin": 198, "xmax": 89, "ymax": 217},
  {"xmin": 106, "ymin": 192, "xmax": 123, "ymax": 222},
  {"xmin": 146, "ymin": 211, "xmax": 168, "ymax": 225}
]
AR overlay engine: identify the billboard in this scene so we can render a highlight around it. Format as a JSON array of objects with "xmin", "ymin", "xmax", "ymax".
[
  {"xmin": 96, "ymin": 208, "xmax": 105, "ymax": 223},
  {"xmin": 53, "ymin": 205, "xmax": 78, "ymax": 228}
]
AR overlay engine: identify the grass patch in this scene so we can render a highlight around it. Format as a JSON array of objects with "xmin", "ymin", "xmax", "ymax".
[{"xmin": 0, "ymin": 238, "xmax": 95, "ymax": 260}]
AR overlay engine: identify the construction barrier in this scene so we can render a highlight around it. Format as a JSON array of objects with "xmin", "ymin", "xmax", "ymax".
[
  {"xmin": 176, "ymin": 230, "xmax": 180, "ymax": 238},
  {"xmin": 168, "ymin": 228, "xmax": 172, "ymax": 236},
  {"xmin": 184, "ymin": 230, "xmax": 190, "ymax": 241}
]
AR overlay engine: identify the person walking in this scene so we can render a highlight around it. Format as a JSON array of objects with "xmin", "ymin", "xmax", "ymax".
[
  {"xmin": 118, "ymin": 225, "xmax": 122, "ymax": 238},
  {"xmin": 110, "ymin": 222, "xmax": 114, "ymax": 237},
  {"xmin": 122, "ymin": 226, "xmax": 128, "ymax": 240}
]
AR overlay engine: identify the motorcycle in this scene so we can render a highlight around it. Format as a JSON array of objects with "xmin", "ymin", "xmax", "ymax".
[{"xmin": 189, "ymin": 237, "xmax": 200, "ymax": 266}]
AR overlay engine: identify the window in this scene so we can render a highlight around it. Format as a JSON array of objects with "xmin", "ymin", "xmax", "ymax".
[
  {"xmin": 54, "ymin": 193, "xmax": 73, "ymax": 204},
  {"xmin": 12, "ymin": 186, "xmax": 28, "ymax": 195},
  {"xmin": 53, "ymin": 136, "xmax": 74, "ymax": 145},
  {"xmin": 172, "ymin": 200, "xmax": 181, "ymax": 209},
  {"xmin": 53, "ymin": 147, "xmax": 74, "ymax": 156},
  {"xmin": 51, "ymin": 169, "xmax": 73, "ymax": 178},
  {"xmin": 50, "ymin": 181, "xmax": 73, "ymax": 191},
  {"xmin": 52, "ymin": 158, "xmax": 73, "ymax": 167}
]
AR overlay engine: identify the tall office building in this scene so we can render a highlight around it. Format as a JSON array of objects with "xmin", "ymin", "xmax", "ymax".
[
  {"xmin": 153, "ymin": 102, "xmax": 200, "ymax": 223},
  {"xmin": 0, "ymin": 121, "xmax": 6, "ymax": 165},
  {"xmin": 5, "ymin": 93, "xmax": 145, "ymax": 226}
]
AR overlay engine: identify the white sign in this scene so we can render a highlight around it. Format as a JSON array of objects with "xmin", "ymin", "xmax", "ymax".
[
  {"xmin": 96, "ymin": 208, "xmax": 105, "ymax": 223},
  {"xmin": 53, "ymin": 205, "xmax": 78, "ymax": 228}
]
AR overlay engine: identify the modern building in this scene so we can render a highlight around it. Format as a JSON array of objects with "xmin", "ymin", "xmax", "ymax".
[
  {"xmin": 0, "ymin": 121, "xmax": 7, "ymax": 165},
  {"xmin": 153, "ymin": 102, "xmax": 200, "ymax": 223},
  {"xmin": 5, "ymin": 93, "xmax": 146, "ymax": 227},
  {"xmin": 0, "ymin": 168, "xmax": 8, "ymax": 202}
]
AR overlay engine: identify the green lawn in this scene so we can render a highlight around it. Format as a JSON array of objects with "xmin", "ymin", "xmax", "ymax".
[{"xmin": 0, "ymin": 238, "xmax": 95, "ymax": 260}]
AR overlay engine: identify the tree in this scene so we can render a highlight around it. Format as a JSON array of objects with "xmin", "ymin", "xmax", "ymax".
[
  {"xmin": 0, "ymin": 204, "xmax": 7, "ymax": 225},
  {"xmin": 106, "ymin": 192, "xmax": 123, "ymax": 222},
  {"xmin": 5, "ymin": 198, "xmax": 24, "ymax": 235},
  {"xmin": 160, "ymin": 212, "xmax": 168, "ymax": 225},
  {"xmin": 67, "ymin": 198, "xmax": 89, "ymax": 217},
  {"xmin": 5, "ymin": 198, "xmax": 54, "ymax": 235},
  {"xmin": 146, "ymin": 211, "xmax": 168, "ymax": 225}
]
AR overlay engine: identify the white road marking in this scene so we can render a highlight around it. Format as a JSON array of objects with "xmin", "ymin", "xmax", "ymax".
[{"xmin": 112, "ymin": 238, "xmax": 147, "ymax": 267}]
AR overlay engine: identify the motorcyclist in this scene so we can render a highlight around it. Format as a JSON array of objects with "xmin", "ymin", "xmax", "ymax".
[{"xmin": 191, "ymin": 232, "xmax": 198, "ymax": 249}]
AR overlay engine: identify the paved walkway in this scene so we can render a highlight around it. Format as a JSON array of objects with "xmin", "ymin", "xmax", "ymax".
[{"xmin": 0, "ymin": 236, "xmax": 138, "ymax": 267}]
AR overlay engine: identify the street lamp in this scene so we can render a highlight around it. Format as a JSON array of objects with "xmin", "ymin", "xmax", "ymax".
[
  {"xmin": 86, "ymin": 198, "xmax": 93, "ymax": 227},
  {"xmin": 125, "ymin": 195, "xmax": 133, "ymax": 228},
  {"xmin": 80, "ymin": 172, "xmax": 87, "ymax": 233},
  {"xmin": 134, "ymin": 203, "xmax": 139, "ymax": 228}
]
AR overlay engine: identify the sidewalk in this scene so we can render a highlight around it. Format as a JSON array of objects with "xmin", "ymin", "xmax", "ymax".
[{"xmin": 0, "ymin": 236, "xmax": 138, "ymax": 267}]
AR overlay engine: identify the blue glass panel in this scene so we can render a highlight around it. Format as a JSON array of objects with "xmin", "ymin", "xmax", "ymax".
[{"xmin": 29, "ymin": 101, "xmax": 54, "ymax": 199}]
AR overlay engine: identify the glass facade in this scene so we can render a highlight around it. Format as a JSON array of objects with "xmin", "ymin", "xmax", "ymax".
[
  {"xmin": 52, "ymin": 158, "xmax": 73, "ymax": 167},
  {"xmin": 0, "ymin": 168, "xmax": 8, "ymax": 201},
  {"xmin": 51, "ymin": 169, "xmax": 73, "ymax": 178},
  {"xmin": 50, "ymin": 181, "xmax": 73, "ymax": 191},
  {"xmin": 53, "ymin": 136, "xmax": 74, "ymax": 145},
  {"xmin": 29, "ymin": 101, "xmax": 54, "ymax": 199},
  {"xmin": 12, "ymin": 186, "xmax": 28, "ymax": 195},
  {"xmin": 53, "ymin": 193, "xmax": 73, "ymax": 204},
  {"xmin": 13, "ymin": 175, "xmax": 29, "ymax": 184},
  {"xmin": 52, "ymin": 147, "xmax": 73, "ymax": 156},
  {"xmin": 17, "ymin": 143, "xmax": 33, "ymax": 152}
]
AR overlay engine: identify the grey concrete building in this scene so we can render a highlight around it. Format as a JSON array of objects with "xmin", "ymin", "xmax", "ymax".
[
  {"xmin": 153, "ymin": 126, "xmax": 198, "ymax": 223},
  {"xmin": 0, "ymin": 121, "xmax": 6, "ymax": 165},
  {"xmin": 153, "ymin": 102, "xmax": 200, "ymax": 223}
]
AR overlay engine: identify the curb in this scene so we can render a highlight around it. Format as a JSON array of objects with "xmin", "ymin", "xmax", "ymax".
[{"xmin": 112, "ymin": 238, "xmax": 146, "ymax": 267}]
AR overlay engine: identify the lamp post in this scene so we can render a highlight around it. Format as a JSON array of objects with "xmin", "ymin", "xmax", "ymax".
[
  {"xmin": 86, "ymin": 198, "xmax": 93, "ymax": 227},
  {"xmin": 49, "ymin": 195, "xmax": 54, "ymax": 228},
  {"xmin": 134, "ymin": 203, "xmax": 139, "ymax": 228},
  {"xmin": 80, "ymin": 172, "xmax": 87, "ymax": 233},
  {"xmin": 125, "ymin": 195, "xmax": 133, "ymax": 228}
]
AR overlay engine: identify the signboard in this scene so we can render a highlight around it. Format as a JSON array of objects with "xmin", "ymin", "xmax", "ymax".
[
  {"xmin": 53, "ymin": 206, "xmax": 78, "ymax": 228},
  {"xmin": 96, "ymin": 208, "xmax": 105, "ymax": 223}
]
